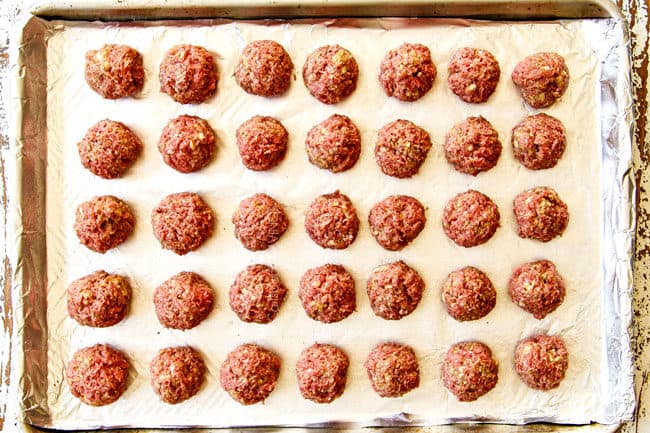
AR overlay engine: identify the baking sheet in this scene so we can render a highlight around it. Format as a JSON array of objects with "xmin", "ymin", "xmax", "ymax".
[{"xmin": 29, "ymin": 16, "xmax": 627, "ymax": 429}]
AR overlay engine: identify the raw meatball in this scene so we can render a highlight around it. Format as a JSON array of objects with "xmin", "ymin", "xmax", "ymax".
[
  {"xmin": 232, "ymin": 193, "xmax": 289, "ymax": 251},
  {"xmin": 368, "ymin": 195, "xmax": 426, "ymax": 251},
  {"xmin": 365, "ymin": 342, "xmax": 420, "ymax": 398},
  {"xmin": 515, "ymin": 334, "xmax": 569, "ymax": 390},
  {"xmin": 236, "ymin": 115, "xmax": 288, "ymax": 171},
  {"xmin": 444, "ymin": 116, "xmax": 502, "ymax": 176},
  {"xmin": 378, "ymin": 43, "xmax": 437, "ymax": 102},
  {"xmin": 375, "ymin": 119, "xmax": 432, "ymax": 178},
  {"xmin": 447, "ymin": 47, "xmax": 500, "ymax": 103},
  {"xmin": 302, "ymin": 45, "xmax": 359, "ymax": 104},
  {"xmin": 158, "ymin": 115, "xmax": 216, "ymax": 173},
  {"xmin": 235, "ymin": 40, "xmax": 293, "ymax": 97},
  {"xmin": 159, "ymin": 44, "xmax": 218, "ymax": 104},
  {"xmin": 85, "ymin": 44, "xmax": 144, "ymax": 99},
  {"xmin": 442, "ymin": 266, "xmax": 496, "ymax": 322},
  {"xmin": 74, "ymin": 195, "xmax": 135, "ymax": 253},
  {"xmin": 304, "ymin": 191, "xmax": 359, "ymax": 249},
  {"xmin": 67, "ymin": 270, "xmax": 131, "ymax": 328},
  {"xmin": 513, "ymin": 187, "xmax": 569, "ymax": 242},
  {"xmin": 229, "ymin": 264, "xmax": 287, "ymax": 324},
  {"xmin": 305, "ymin": 114, "xmax": 361, "ymax": 173},
  {"xmin": 150, "ymin": 346, "xmax": 206, "ymax": 404},
  {"xmin": 77, "ymin": 119, "xmax": 142, "ymax": 179},
  {"xmin": 299, "ymin": 264, "xmax": 356, "ymax": 323},
  {"xmin": 512, "ymin": 113, "xmax": 567, "ymax": 170},
  {"xmin": 151, "ymin": 192, "xmax": 215, "ymax": 255},
  {"xmin": 66, "ymin": 344, "xmax": 129, "ymax": 406},
  {"xmin": 442, "ymin": 341, "xmax": 498, "ymax": 402},
  {"xmin": 220, "ymin": 344, "xmax": 281, "ymax": 405},
  {"xmin": 367, "ymin": 261, "xmax": 425, "ymax": 320},
  {"xmin": 296, "ymin": 343, "xmax": 349, "ymax": 403},
  {"xmin": 511, "ymin": 52, "xmax": 569, "ymax": 108},
  {"xmin": 508, "ymin": 259, "xmax": 566, "ymax": 319},
  {"xmin": 442, "ymin": 190, "xmax": 500, "ymax": 247},
  {"xmin": 154, "ymin": 271, "xmax": 215, "ymax": 330}
]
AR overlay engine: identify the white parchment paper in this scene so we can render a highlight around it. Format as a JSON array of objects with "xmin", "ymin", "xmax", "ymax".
[{"xmin": 45, "ymin": 18, "xmax": 603, "ymax": 428}]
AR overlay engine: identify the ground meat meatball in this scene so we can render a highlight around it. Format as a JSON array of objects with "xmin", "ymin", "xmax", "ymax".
[
  {"xmin": 150, "ymin": 346, "xmax": 206, "ymax": 404},
  {"xmin": 514, "ymin": 335, "xmax": 569, "ymax": 390},
  {"xmin": 367, "ymin": 261, "xmax": 425, "ymax": 320},
  {"xmin": 508, "ymin": 260, "xmax": 566, "ymax": 319},
  {"xmin": 442, "ymin": 190, "xmax": 500, "ymax": 247},
  {"xmin": 236, "ymin": 115, "xmax": 288, "ymax": 171},
  {"xmin": 512, "ymin": 113, "xmax": 567, "ymax": 170},
  {"xmin": 220, "ymin": 344, "xmax": 281, "ymax": 405},
  {"xmin": 159, "ymin": 44, "xmax": 218, "ymax": 104},
  {"xmin": 442, "ymin": 341, "xmax": 498, "ymax": 402},
  {"xmin": 66, "ymin": 344, "xmax": 129, "ymax": 406},
  {"xmin": 154, "ymin": 272, "xmax": 215, "ymax": 330},
  {"xmin": 442, "ymin": 266, "xmax": 496, "ymax": 322},
  {"xmin": 305, "ymin": 114, "xmax": 361, "ymax": 173},
  {"xmin": 444, "ymin": 116, "xmax": 502, "ymax": 176},
  {"xmin": 232, "ymin": 193, "xmax": 288, "ymax": 251},
  {"xmin": 513, "ymin": 187, "xmax": 569, "ymax": 242},
  {"xmin": 85, "ymin": 44, "xmax": 144, "ymax": 99},
  {"xmin": 235, "ymin": 40, "xmax": 293, "ymax": 97},
  {"xmin": 229, "ymin": 265, "xmax": 287, "ymax": 324},
  {"xmin": 378, "ymin": 43, "xmax": 436, "ymax": 102},
  {"xmin": 296, "ymin": 343, "xmax": 349, "ymax": 403},
  {"xmin": 67, "ymin": 270, "xmax": 131, "ymax": 327},
  {"xmin": 158, "ymin": 115, "xmax": 216, "ymax": 173},
  {"xmin": 302, "ymin": 45, "xmax": 359, "ymax": 104},
  {"xmin": 77, "ymin": 119, "xmax": 142, "ymax": 179},
  {"xmin": 304, "ymin": 191, "xmax": 359, "ymax": 249},
  {"xmin": 299, "ymin": 264, "xmax": 356, "ymax": 323},
  {"xmin": 511, "ymin": 52, "xmax": 569, "ymax": 109},
  {"xmin": 375, "ymin": 119, "xmax": 432, "ymax": 179},
  {"xmin": 151, "ymin": 192, "xmax": 215, "ymax": 255},
  {"xmin": 368, "ymin": 195, "xmax": 426, "ymax": 251},
  {"xmin": 74, "ymin": 195, "xmax": 135, "ymax": 253},
  {"xmin": 365, "ymin": 342, "xmax": 420, "ymax": 398},
  {"xmin": 447, "ymin": 47, "xmax": 500, "ymax": 103}
]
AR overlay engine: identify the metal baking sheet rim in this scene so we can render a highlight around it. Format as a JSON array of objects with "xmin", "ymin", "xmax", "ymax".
[{"xmin": 3, "ymin": 1, "xmax": 636, "ymax": 432}]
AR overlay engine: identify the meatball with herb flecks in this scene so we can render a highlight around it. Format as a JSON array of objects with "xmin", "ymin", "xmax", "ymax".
[{"xmin": 85, "ymin": 44, "xmax": 144, "ymax": 99}]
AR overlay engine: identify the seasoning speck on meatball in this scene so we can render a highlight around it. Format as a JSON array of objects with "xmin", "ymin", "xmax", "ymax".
[
  {"xmin": 232, "ymin": 193, "xmax": 289, "ymax": 251},
  {"xmin": 511, "ymin": 52, "xmax": 569, "ymax": 108},
  {"xmin": 305, "ymin": 114, "xmax": 361, "ymax": 173},
  {"xmin": 379, "ymin": 43, "xmax": 437, "ymax": 102},
  {"xmin": 159, "ymin": 44, "xmax": 218, "ymax": 104},
  {"xmin": 515, "ymin": 334, "xmax": 568, "ymax": 390},
  {"xmin": 369, "ymin": 195, "xmax": 426, "ymax": 251},
  {"xmin": 67, "ymin": 270, "xmax": 131, "ymax": 328},
  {"xmin": 236, "ymin": 115, "xmax": 288, "ymax": 171},
  {"xmin": 66, "ymin": 344, "xmax": 129, "ymax": 406},
  {"xmin": 229, "ymin": 264, "xmax": 287, "ymax": 324},
  {"xmin": 235, "ymin": 40, "xmax": 293, "ymax": 97},
  {"xmin": 151, "ymin": 192, "xmax": 215, "ymax": 255},
  {"xmin": 512, "ymin": 113, "xmax": 567, "ymax": 170},
  {"xmin": 303, "ymin": 45, "xmax": 359, "ymax": 104},
  {"xmin": 154, "ymin": 271, "xmax": 215, "ymax": 330},
  {"xmin": 299, "ymin": 264, "xmax": 356, "ymax": 323},
  {"xmin": 513, "ymin": 187, "xmax": 569, "ymax": 242},
  {"xmin": 367, "ymin": 261, "xmax": 425, "ymax": 320},
  {"xmin": 365, "ymin": 342, "xmax": 420, "ymax": 398},
  {"xmin": 74, "ymin": 195, "xmax": 135, "ymax": 253},
  {"xmin": 85, "ymin": 44, "xmax": 144, "ymax": 99},
  {"xmin": 296, "ymin": 343, "xmax": 349, "ymax": 403},
  {"xmin": 447, "ymin": 47, "xmax": 500, "ymax": 103},
  {"xmin": 220, "ymin": 344, "xmax": 281, "ymax": 405},
  {"xmin": 150, "ymin": 346, "xmax": 206, "ymax": 404},
  {"xmin": 158, "ymin": 115, "xmax": 216, "ymax": 173},
  {"xmin": 442, "ymin": 190, "xmax": 500, "ymax": 247},
  {"xmin": 509, "ymin": 259, "xmax": 566, "ymax": 319},
  {"xmin": 444, "ymin": 116, "xmax": 502, "ymax": 176},
  {"xmin": 442, "ymin": 266, "xmax": 496, "ymax": 322},
  {"xmin": 304, "ymin": 191, "xmax": 359, "ymax": 249},
  {"xmin": 375, "ymin": 119, "xmax": 432, "ymax": 179},
  {"xmin": 442, "ymin": 341, "xmax": 498, "ymax": 402}
]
